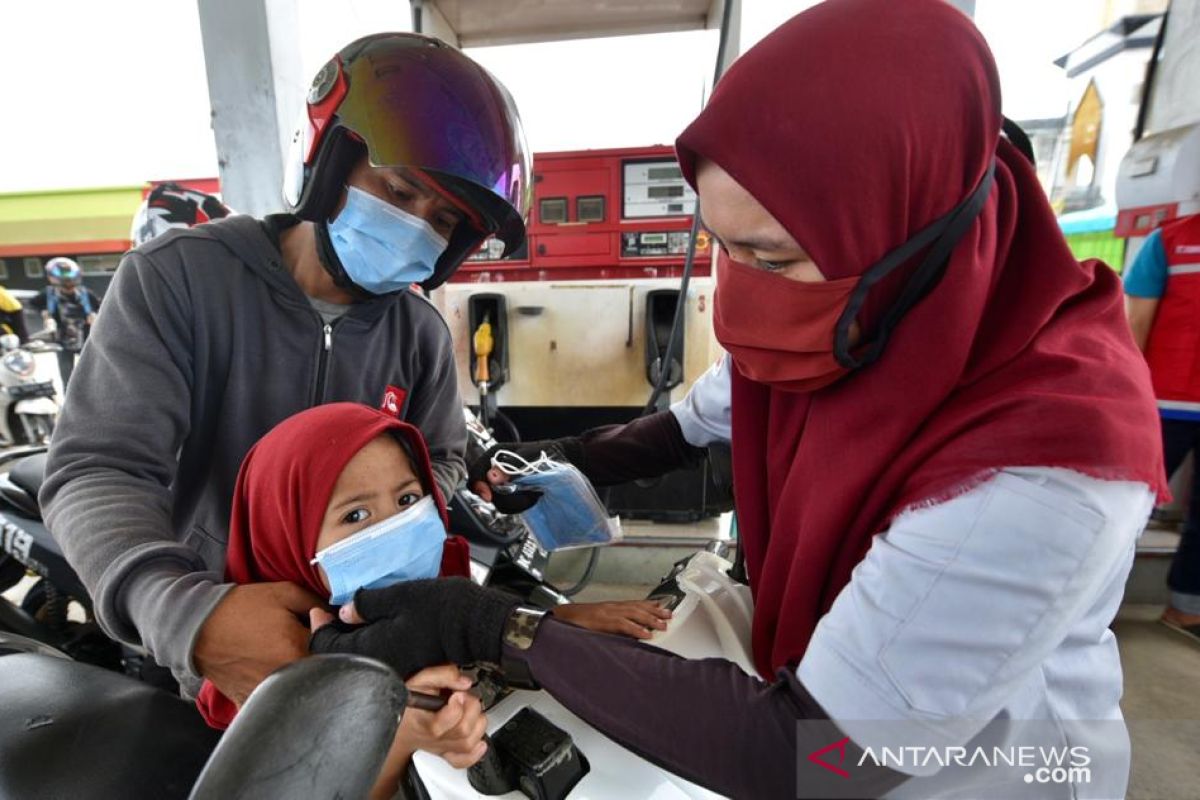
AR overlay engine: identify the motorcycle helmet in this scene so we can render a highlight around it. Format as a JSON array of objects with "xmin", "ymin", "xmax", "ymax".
[
  {"xmin": 45, "ymin": 257, "xmax": 82, "ymax": 288},
  {"xmin": 131, "ymin": 182, "xmax": 233, "ymax": 247},
  {"xmin": 282, "ymin": 33, "xmax": 531, "ymax": 292}
]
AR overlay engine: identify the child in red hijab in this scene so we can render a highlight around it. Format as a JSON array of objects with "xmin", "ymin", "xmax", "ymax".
[
  {"xmin": 195, "ymin": 403, "xmax": 484, "ymax": 797},
  {"xmin": 197, "ymin": 402, "xmax": 668, "ymax": 796}
]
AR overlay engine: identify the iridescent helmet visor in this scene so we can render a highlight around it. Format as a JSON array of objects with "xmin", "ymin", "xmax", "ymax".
[{"xmin": 334, "ymin": 35, "xmax": 530, "ymax": 246}]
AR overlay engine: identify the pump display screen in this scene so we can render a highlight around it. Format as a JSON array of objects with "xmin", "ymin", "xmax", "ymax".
[
  {"xmin": 647, "ymin": 166, "xmax": 682, "ymax": 181},
  {"xmin": 623, "ymin": 159, "xmax": 697, "ymax": 219}
]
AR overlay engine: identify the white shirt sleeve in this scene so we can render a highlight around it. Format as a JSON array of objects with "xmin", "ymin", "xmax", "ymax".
[
  {"xmin": 796, "ymin": 468, "xmax": 1154, "ymax": 751},
  {"xmin": 669, "ymin": 354, "xmax": 732, "ymax": 447}
]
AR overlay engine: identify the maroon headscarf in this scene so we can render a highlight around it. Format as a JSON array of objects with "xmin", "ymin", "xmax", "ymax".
[
  {"xmin": 676, "ymin": 0, "xmax": 1167, "ymax": 677},
  {"xmin": 196, "ymin": 402, "xmax": 471, "ymax": 728}
]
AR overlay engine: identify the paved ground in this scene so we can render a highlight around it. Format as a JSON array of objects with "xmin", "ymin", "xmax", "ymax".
[{"xmin": 1115, "ymin": 605, "xmax": 1200, "ymax": 800}]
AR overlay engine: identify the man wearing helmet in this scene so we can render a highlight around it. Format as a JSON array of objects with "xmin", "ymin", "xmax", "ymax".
[
  {"xmin": 33, "ymin": 256, "xmax": 100, "ymax": 388},
  {"xmin": 40, "ymin": 34, "xmax": 530, "ymax": 714}
]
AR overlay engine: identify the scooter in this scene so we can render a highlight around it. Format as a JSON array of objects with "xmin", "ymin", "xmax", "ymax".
[
  {"xmin": 0, "ymin": 449, "xmax": 138, "ymax": 681},
  {"xmin": 0, "ymin": 547, "xmax": 749, "ymax": 800},
  {"xmin": 0, "ymin": 334, "xmax": 59, "ymax": 446},
  {"xmin": 410, "ymin": 545, "xmax": 748, "ymax": 799}
]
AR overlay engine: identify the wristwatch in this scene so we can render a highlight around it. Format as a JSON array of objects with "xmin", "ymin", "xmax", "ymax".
[{"xmin": 499, "ymin": 605, "xmax": 548, "ymax": 690}]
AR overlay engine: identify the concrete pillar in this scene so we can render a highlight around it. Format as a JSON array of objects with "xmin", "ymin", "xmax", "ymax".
[
  {"xmin": 411, "ymin": 1, "xmax": 461, "ymax": 47},
  {"xmin": 196, "ymin": 0, "xmax": 305, "ymax": 217},
  {"xmin": 708, "ymin": 0, "xmax": 742, "ymax": 78}
]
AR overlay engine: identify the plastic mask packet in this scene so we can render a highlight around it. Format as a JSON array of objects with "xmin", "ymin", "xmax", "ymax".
[{"xmin": 492, "ymin": 450, "xmax": 622, "ymax": 551}]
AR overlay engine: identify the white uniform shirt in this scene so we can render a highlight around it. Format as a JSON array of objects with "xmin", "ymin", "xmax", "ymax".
[
  {"xmin": 670, "ymin": 355, "xmax": 733, "ymax": 447},
  {"xmin": 671, "ymin": 358, "xmax": 1152, "ymax": 798}
]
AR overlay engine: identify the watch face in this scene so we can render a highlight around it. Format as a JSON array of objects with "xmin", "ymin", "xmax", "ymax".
[{"xmin": 504, "ymin": 606, "xmax": 547, "ymax": 649}]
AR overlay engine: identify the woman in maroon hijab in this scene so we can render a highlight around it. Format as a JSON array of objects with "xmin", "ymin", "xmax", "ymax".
[{"xmin": 313, "ymin": 2, "xmax": 1167, "ymax": 796}]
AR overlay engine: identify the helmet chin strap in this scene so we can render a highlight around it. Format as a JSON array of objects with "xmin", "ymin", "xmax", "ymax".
[{"xmin": 313, "ymin": 220, "xmax": 375, "ymax": 301}]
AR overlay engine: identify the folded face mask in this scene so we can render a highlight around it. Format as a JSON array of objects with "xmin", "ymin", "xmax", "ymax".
[
  {"xmin": 492, "ymin": 450, "xmax": 622, "ymax": 551},
  {"xmin": 311, "ymin": 494, "xmax": 446, "ymax": 605}
]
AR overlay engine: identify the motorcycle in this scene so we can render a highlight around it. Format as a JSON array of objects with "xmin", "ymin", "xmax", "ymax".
[
  {"xmin": 0, "ymin": 449, "xmax": 138, "ymax": 681},
  {"xmin": 411, "ymin": 545, "xmax": 748, "ymax": 799},
  {"xmin": 0, "ymin": 547, "xmax": 749, "ymax": 800},
  {"xmin": 450, "ymin": 407, "xmax": 569, "ymax": 607},
  {"xmin": 0, "ymin": 334, "xmax": 59, "ymax": 446}
]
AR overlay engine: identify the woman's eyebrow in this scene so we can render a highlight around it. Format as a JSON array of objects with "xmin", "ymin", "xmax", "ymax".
[
  {"xmin": 729, "ymin": 235, "xmax": 798, "ymax": 252},
  {"xmin": 702, "ymin": 222, "xmax": 797, "ymax": 254}
]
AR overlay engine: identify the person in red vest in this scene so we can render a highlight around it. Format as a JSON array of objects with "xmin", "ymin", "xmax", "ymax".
[{"xmin": 1125, "ymin": 211, "xmax": 1200, "ymax": 640}]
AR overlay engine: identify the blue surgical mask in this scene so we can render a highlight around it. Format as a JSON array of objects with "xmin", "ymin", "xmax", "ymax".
[
  {"xmin": 493, "ymin": 451, "xmax": 622, "ymax": 551},
  {"xmin": 327, "ymin": 186, "xmax": 449, "ymax": 294},
  {"xmin": 311, "ymin": 494, "xmax": 446, "ymax": 605}
]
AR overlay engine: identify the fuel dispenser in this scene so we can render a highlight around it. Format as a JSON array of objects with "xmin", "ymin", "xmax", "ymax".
[{"xmin": 643, "ymin": 289, "xmax": 684, "ymax": 412}]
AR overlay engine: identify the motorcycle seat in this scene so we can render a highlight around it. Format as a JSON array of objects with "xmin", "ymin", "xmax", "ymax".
[
  {"xmin": 0, "ymin": 653, "xmax": 220, "ymax": 800},
  {"xmin": 8, "ymin": 453, "xmax": 45, "ymax": 507}
]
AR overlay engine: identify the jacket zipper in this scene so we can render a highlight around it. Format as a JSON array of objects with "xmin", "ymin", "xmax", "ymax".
[{"xmin": 313, "ymin": 320, "xmax": 336, "ymax": 403}]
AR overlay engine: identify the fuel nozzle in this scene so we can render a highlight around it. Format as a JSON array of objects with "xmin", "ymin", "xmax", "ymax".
[
  {"xmin": 473, "ymin": 315, "xmax": 493, "ymax": 386},
  {"xmin": 473, "ymin": 315, "xmax": 494, "ymax": 428}
]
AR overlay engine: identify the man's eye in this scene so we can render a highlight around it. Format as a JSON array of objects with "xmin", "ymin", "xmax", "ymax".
[
  {"xmin": 756, "ymin": 258, "xmax": 789, "ymax": 272},
  {"xmin": 343, "ymin": 508, "xmax": 370, "ymax": 524},
  {"xmin": 437, "ymin": 215, "xmax": 461, "ymax": 233},
  {"xmin": 398, "ymin": 492, "xmax": 422, "ymax": 508},
  {"xmin": 387, "ymin": 184, "xmax": 413, "ymax": 201}
]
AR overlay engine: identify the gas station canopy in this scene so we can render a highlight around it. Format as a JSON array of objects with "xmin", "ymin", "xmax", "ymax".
[
  {"xmin": 413, "ymin": 0, "xmax": 725, "ymax": 47},
  {"xmin": 195, "ymin": 0, "xmax": 738, "ymax": 217}
]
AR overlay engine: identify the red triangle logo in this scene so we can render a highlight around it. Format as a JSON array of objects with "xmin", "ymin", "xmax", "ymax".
[{"xmin": 808, "ymin": 736, "xmax": 851, "ymax": 779}]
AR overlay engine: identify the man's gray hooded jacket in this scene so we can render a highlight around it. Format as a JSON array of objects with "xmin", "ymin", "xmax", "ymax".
[{"xmin": 40, "ymin": 215, "xmax": 467, "ymax": 692}]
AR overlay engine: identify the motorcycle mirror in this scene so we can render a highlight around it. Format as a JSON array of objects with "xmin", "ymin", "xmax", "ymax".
[{"xmin": 188, "ymin": 655, "xmax": 407, "ymax": 800}]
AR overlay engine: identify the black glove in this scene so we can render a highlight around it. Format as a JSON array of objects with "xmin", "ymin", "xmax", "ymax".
[{"xmin": 308, "ymin": 577, "xmax": 520, "ymax": 678}]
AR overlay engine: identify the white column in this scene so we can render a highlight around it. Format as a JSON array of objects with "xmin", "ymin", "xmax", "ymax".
[
  {"xmin": 411, "ymin": 1, "xmax": 461, "ymax": 47},
  {"xmin": 708, "ymin": 0, "xmax": 742, "ymax": 78},
  {"xmin": 196, "ymin": 0, "xmax": 305, "ymax": 217}
]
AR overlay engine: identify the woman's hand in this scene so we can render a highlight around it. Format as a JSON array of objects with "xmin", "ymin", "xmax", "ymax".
[
  {"xmin": 308, "ymin": 578, "xmax": 519, "ymax": 686},
  {"xmin": 397, "ymin": 664, "xmax": 489, "ymax": 768},
  {"xmin": 551, "ymin": 600, "xmax": 672, "ymax": 640}
]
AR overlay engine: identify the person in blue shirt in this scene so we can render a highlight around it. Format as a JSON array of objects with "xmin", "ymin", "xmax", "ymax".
[{"xmin": 1125, "ymin": 215, "xmax": 1200, "ymax": 640}]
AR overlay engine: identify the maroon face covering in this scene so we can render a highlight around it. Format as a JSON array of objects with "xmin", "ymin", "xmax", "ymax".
[
  {"xmin": 713, "ymin": 254, "xmax": 858, "ymax": 392},
  {"xmin": 195, "ymin": 403, "xmax": 470, "ymax": 728},
  {"xmin": 676, "ymin": 0, "xmax": 1168, "ymax": 677}
]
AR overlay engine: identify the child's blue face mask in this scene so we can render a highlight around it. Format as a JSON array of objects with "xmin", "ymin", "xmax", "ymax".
[
  {"xmin": 492, "ymin": 450, "xmax": 622, "ymax": 551},
  {"xmin": 328, "ymin": 186, "xmax": 449, "ymax": 294},
  {"xmin": 311, "ymin": 494, "xmax": 446, "ymax": 605}
]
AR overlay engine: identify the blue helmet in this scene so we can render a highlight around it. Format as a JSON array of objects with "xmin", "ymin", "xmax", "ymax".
[{"xmin": 45, "ymin": 257, "xmax": 82, "ymax": 286}]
